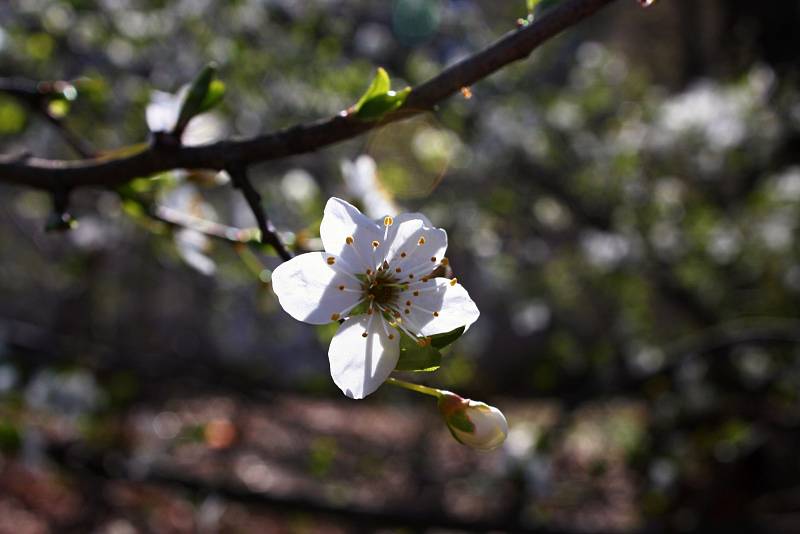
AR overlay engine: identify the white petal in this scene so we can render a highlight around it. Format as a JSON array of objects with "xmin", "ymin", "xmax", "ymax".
[
  {"xmin": 398, "ymin": 278, "xmax": 479, "ymax": 336},
  {"xmin": 384, "ymin": 222, "xmax": 447, "ymax": 275},
  {"xmin": 328, "ymin": 314, "xmax": 399, "ymax": 399},
  {"xmin": 320, "ymin": 197, "xmax": 382, "ymax": 272},
  {"xmin": 271, "ymin": 252, "xmax": 362, "ymax": 325},
  {"xmin": 392, "ymin": 212, "xmax": 432, "ymax": 228},
  {"xmin": 146, "ymin": 90, "xmax": 181, "ymax": 133}
]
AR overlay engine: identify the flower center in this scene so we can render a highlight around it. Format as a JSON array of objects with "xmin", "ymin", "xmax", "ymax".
[{"xmin": 365, "ymin": 275, "xmax": 398, "ymax": 305}]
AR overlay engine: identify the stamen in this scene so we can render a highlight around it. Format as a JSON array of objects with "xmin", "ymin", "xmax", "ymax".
[
  {"xmin": 338, "ymin": 285, "xmax": 345, "ymax": 291},
  {"xmin": 345, "ymin": 236, "xmax": 354, "ymax": 245},
  {"xmin": 376, "ymin": 313, "xmax": 397, "ymax": 342},
  {"xmin": 384, "ymin": 216, "xmax": 394, "ymax": 226},
  {"xmin": 372, "ymin": 240, "xmax": 380, "ymax": 249},
  {"xmin": 433, "ymin": 311, "xmax": 439, "ymax": 317},
  {"xmin": 331, "ymin": 297, "xmax": 367, "ymax": 322},
  {"xmin": 408, "ymin": 274, "xmax": 414, "ymax": 279},
  {"xmin": 361, "ymin": 332, "xmax": 368, "ymax": 338},
  {"xmin": 450, "ymin": 278, "xmax": 458, "ymax": 286},
  {"xmin": 418, "ymin": 236, "xmax": 426, "ymax": 245},
  {"xmin": 405, "ymin": 300, "xmax": 412, "ymax": 306},
  {"xmin": 440, "ymin": 257, "xmax": 449, "ymax": 266},
  {"xmin": 326, "ymin": 257, "xmax": 336, "ymax": 265},
  {"xmin": 400, "ymin": 252, "xmax": 407, "ymax": 258},
  {"xmin": 430, "ymin": 257, "xmax": 436, "ymax": 262},
  {"xmin": 413, "ymin": 291, "xmax": 419, "ymax": 296},
  {"xmin": 417, "ymin": 337, "xmax": 431, "ymax": 347},
  {"xmin": 366, "ymin": 268, "xmax": 372, "ymax": 275},
  {"xmin": 395, "ymin": 267, "xmax": 402, "ymax": 273}
]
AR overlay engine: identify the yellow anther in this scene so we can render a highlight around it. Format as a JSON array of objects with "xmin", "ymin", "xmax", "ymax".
[
  {"xmin": 326, "ymin": 257, "xmax": 335, "ymax": 265},
  {"xmin": 331, "ymin": 313, "xmax": 340, "ymax": 321},
  {"xmin": 384, "ymin": 216, "xmax": 394, "ymax": 226},
  {"xmin": 450, "ymin": 278, "xmax": 458, "ymax": 286},
  {"xmin": 372, "ymin": 240, "xmax": 380, "ymax": 248},
  {"xmin": 418, "ymin": 236, "xmax": 426, "ymax": 245},
  {"xmin": 441, "ymin": 257, "xmax": 449, "ymax": 266},
  {"xmin": 345, "ymin": 236, "xmax": 354, "ymax": 245}
]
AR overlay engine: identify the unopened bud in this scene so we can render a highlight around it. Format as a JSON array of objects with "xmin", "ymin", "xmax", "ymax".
[{"xmin": 438, "ymin": 391, "xmax": 508, "ymax": 451}]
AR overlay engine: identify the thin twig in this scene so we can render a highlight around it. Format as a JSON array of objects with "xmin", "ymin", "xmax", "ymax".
[
  {"xmin": 228, "ymin": 165, "xmax": 293, "ymax": 260},
  {"xmin": 0, "ymin": 0, "xmax": 618, "ymax": 190},
  {"xmin": 153, "ymin": 205, "xmax": 261, "ymax": 245},
  {"xmin": 0, "ymin": 77, "xmax": 95, "ymax": 158}
]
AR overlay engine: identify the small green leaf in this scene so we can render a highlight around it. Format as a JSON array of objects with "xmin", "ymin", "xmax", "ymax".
[
  {"xmin": 353, "ymin": 68, "xmax": 410, "ymax": 121},
  {"xmin": 430, "ymin": 326, "xmax": 465, "ymax": 350},
  {"xmin": 174, "ymin": 63, "xmax": 221, "ymax": 136},
  {"xmin": 198, "ymin": 79, "xmax": 226, "ymax": 114},
  {"xmin": 354, "ymin": 67, "xmax": 391, "ymax": 110},
  {"xmin": 395, "ymin": 331, "xmax": 442, "ymax": 372}
]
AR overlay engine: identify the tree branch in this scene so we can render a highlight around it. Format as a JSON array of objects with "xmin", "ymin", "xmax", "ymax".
[
  {"xmin": 0, "ymin": 0, "xmax": 617, "ymax": 190},
  {"xmin": 228, "ymin": 164, "xmax": 293, "ymax": 260}
]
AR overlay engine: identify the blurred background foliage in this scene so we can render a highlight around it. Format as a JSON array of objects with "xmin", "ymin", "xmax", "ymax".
[{"xmin": 2, "ymin": 0, "xmax": 800, "ymax": 532}]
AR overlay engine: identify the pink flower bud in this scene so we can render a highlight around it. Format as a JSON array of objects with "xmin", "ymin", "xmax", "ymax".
[{"xmin": 438, "ymin": 391, "xmax": 508, "ymax": 451}]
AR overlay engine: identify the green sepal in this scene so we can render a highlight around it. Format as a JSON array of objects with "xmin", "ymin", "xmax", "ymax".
[
  {"xmin": 174, "ymin": 63, "xmax": 223, "ymax": 136},
  {"xmin": 395, "ymin": 330, "xmax": 442, "ymax": 372},
  {"xmin": 429, "ymin": 326, "xmax": 465, "ymax": 350},
  {"xmin": 353, "ymin": 68, "xmax": 410, "ymax": 121},
  {"xmin": 447, "ymin": 409, "xmax": 476, "ymax": 434}
]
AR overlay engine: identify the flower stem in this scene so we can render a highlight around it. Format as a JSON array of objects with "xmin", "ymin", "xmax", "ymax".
[{"xmin": 386, "ymin": 377, "xmax": 442, "ymax": 398}]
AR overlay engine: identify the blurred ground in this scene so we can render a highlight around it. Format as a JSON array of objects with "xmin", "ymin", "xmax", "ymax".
[{"xmin": 0, "ymin": 389, "xmax": 642, "ymax": 533}]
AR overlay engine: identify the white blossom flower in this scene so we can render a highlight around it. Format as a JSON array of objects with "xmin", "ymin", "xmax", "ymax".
[
  {"xmin": 438, "ymin": 391, "xmax": 508, "ymax": 451},
  {"xmin": 162, "ymin": 184, "xmax": 217, "ymax": 276},
  {"xmin": 271, "ymin": 197, "xmax": 480, "ymax": 399}
]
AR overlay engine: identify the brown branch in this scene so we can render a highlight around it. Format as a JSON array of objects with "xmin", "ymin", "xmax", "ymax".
[
  {"xmin": 228, "ymin": 164, "xmax": 293, "ymax": 260},
  {"xmin": 0, "ymin": 0, "xmax": 617, "ymax": 190}
]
